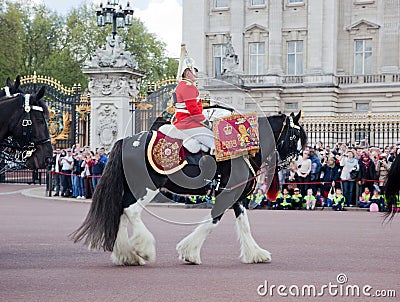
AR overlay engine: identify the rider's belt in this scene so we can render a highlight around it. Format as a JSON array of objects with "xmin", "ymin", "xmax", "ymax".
[
  {"xmin": 175, "ymin": 103, "xmax": 187, "ymax": 109},
  {"xmin": 175, "ymin": 108, "xmax": 190, "ymax": 114}
]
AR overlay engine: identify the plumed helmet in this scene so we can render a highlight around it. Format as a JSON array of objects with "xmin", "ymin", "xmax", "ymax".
[{"xmin": 176, "ymin": 43, "xmax": 198, "ymax": 81}]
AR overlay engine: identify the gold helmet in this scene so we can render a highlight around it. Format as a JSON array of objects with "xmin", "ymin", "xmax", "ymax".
[{"xmin": 176, "ymin": 43, "xmax": 198, "ymax": 81}]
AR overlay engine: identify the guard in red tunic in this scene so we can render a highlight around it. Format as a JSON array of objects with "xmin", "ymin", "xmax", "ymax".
[
  {"xmin": 173, "ymin": 44, "xmax": 214, "ymax": 152},
  {"xmin": 174, "ymin": 70, "xmax": 205, "ymax": 129}
]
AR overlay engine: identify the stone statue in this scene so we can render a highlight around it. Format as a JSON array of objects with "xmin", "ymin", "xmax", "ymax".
[
  {"xmin": 84, "ymin": 34, "xmax": 138, "ymax": 69},
  {"xmin": 222, "ymin": 34, "xmax": 239, "ymax": 75}
]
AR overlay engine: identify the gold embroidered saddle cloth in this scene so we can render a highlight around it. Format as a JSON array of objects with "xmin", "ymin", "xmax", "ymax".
[
  {"xmin": 147, "ymin": 130, "xmax": 192, "ymax": 175},
  {"xmin": 213, "ymin": 113, "xmax": 260, "ymax": 162}
]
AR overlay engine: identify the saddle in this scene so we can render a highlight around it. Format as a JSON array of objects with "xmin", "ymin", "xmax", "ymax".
[
  {"xmin": 147, "ymin": 113, "xmax": 260, "ymax": 174},
  {"xmin": 147, "ymin": 129, "xmax": 205, "ymax": 175},
  {"xmin": 158, "ymin": 124, "xmax": 210, "ymax": 153}
]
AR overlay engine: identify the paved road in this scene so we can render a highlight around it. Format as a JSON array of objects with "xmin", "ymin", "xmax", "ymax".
[{"xmin": 0, "ymin": 184, "xmax": 399, "ymax": 302}]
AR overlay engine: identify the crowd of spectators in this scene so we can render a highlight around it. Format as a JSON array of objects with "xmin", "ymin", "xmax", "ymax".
[
  {"xmin": 50, "ymin": 143, "xmax": 108, "ymax": 199},
  {"xmin": 247, "ymin": 141, "xmax": 400, "ymax": 211},
  {"xmin": 50, "ymin": 140, "xmax": 398, "ymax": 213}
]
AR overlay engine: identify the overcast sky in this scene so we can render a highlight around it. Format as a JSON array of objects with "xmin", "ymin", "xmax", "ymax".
[{"xmin": 34, "ymin": 0, "xmax": 183, "ymax": 57}]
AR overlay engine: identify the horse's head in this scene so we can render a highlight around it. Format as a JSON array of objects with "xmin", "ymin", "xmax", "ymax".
[
  {"xmin": 18, "ymin": 86, "xmax": 53, "ymax": 169},
  {"xmin": 269, "ymin": 111, "xmax": 307, "ymax": 167}
]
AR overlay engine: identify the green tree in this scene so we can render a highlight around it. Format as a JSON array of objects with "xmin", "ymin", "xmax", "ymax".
[
  {"xmin": 19, "ymin": 5, "xmax": 63, "ymax": 76},
  {"xmin": 0, "ymin": 1, "xmax": 24, "ymax": 83},
  {"xmin": 0, "ymin": 1, "xmax": 178, "ymax": 92}
]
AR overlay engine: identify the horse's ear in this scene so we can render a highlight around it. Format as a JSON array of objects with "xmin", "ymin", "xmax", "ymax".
[
  {"xmin": 294, "ymin": 111, "xmax": 301, "ymax": 124},
  {"xmin": 6, "ymin": 77, "xmax": 12, "ymax": 87},
  {"xmin": 35, "ymin": 86, "xmax": 46, "ymax": 101},
  {"xmin": 15, "ymin": 75, "xmax": 20, "ymax": 89}
]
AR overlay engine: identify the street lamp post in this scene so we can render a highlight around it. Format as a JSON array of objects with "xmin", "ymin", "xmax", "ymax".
[{"xmin": 96, "ymin": 1, "xmax": 134, "ymax": 39}]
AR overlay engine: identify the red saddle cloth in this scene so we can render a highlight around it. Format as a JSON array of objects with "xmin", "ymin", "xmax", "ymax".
[
  {"xmin": 147, "ymin": 130, "xmax": 189, "ymax": 175},
  {"xmin": 213, "ymin": 113, "xmax": 260, "ymax": 162}
]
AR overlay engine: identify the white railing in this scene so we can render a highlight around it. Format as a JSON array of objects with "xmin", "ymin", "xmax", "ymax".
[{"xmin": 204, "ymin": 73, "xmax": 400, "ymax": 88}]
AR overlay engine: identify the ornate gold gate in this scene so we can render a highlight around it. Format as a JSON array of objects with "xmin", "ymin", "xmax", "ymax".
[{"xmin": 20, "ymin": 72, "xmax": 91, "ymax": 148}]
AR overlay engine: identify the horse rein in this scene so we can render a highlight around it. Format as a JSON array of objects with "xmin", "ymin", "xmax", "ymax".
[
  {"xmin": 220, "ymin": 116, "xmax": 303, "ymax": 192},
  {"xmin": 9, "ymin": 94, "xmax": 51, "ymax": 159},
  {"xmin": 275, "ymin": 116, "xmax": 303, "ymax": 168}
]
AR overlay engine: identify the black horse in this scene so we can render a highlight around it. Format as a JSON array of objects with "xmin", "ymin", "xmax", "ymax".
[
  {"xmin": 72, "ymin": 112, "xmax": 306, "ymax": 265},
  {"xmin": 0, "ymin": 86, "xmax": 53, "ymax": 170}
]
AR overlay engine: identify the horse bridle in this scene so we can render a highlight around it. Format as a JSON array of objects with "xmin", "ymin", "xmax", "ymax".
[
  {"xmin": 275, "ymin": 115, "xmax": 302, "ymax": 169},
  {"xmin": 1, "ymin": 86, "xmax": 11, "ymax": 97},
  {"xmin": 13, "ymin": 94, "xmax": 51, "ymax": 159}
]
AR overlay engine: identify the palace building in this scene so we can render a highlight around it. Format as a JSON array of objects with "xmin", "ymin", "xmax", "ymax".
[{"xmin": 182, "ymin": 0, "xmax": 400, "ymax": 118}]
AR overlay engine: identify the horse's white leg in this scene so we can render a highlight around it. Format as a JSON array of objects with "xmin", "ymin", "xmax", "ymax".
[
  {"xmin": 176, "ymin": 215, "xmax": 218, "ymax": 265},
  {"xmin": 123, "ymin": 188, "xmax": 158, "ymax": 264},
  {"xmin": 236, "ymin": 206, "xmax": 271, "ymax": 263},
  {"xmin": 111, "ymin": 213, "xmax": 145, "ymax": 265}
]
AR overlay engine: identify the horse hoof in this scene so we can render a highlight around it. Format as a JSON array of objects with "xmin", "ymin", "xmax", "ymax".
[
  {"xmin": 176, "ymin": 243, "xmax": 202, "ymax": 264},
  {"xmin": 183, "ymin": 256, "xmax": 201, "ymax": 265},
  {"xmin": 241, "ymin": 249, "xmax": 272, "ymax": 264},
  {"xmin": 111, "ymin": 250, "xmax": 146, "ymax": 266}
]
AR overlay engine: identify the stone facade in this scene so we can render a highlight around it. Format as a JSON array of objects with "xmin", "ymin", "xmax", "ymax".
[
  {"xmin": 182, "ymin": 0, "xmax": 400, "ymax": 116},
  {"xmin": 83, "ymin": 35, "xmax": 144, "ymax": 151}
]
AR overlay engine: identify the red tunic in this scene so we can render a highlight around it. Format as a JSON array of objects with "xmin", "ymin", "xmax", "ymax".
[{"xmin": 173, "ymin": 79, "xmax": 205, "ymax": 130}]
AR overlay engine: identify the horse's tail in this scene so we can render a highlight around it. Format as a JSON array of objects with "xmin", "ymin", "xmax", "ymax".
[
  {"xmin": 384, "ymin": 155, "xmax": 400, "ymax": 221},
  {"xmin": 70, "ymin": 139, "xmax": 125, "ymax": 251}
]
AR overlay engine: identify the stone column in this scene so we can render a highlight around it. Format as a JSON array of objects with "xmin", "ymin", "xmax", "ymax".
[
  {"xmin": 183, "ymin": 0, "xmax": 207, "ymax": 74},
  {"xmin": 83, "ymin": 35, "xmax": 144, "ymax": 152},
  {"xmin": 307, "ymin": 0, "xmax": 324, "ymax": 74},
  {"xmin": 380, "ymin": 0, "xmax": 400, "ymax": 73},
  {"xmin": 230, "ymin": 0, "xmax": 244, "ymax": 73},
  {"xmin": 322, "ymin": 0, "xmax": 337, "ymax": 75},
  {"xmin": 268, "ymin": 0, "xmax": 283, "ymax": 74}
]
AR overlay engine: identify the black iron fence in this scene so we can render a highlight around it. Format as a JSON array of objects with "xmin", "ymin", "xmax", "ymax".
[
  {"xmin": 302, "ymin": 113, "xmax": 400, "ymax": 148},
  {"xmin": 132, "ymin": 80, "xmax": 177, "ymax": 132},
  {"xmin": 0, "ymin": 169, "xmax": 47, "ymax": 184}
]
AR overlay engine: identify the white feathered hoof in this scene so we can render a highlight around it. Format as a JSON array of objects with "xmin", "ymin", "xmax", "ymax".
[
  {"xmin": 240, "ymin": 247, "xmax": 272, "ymax": 264},
  {"xmin": 176, "ymin": 238, "xmax": 202, "ymax": 265},
  {"xmin": 122, "ymin": 194, "xmax": 157, "ymax": 265},
  {"xmin": 111, "ymin": 248, "xmax": 146, "ymax": 266},
  {"xmin": 176, "ymin": 218, "xmax": 218, "ymax": 264},
  {"xmin": 129, "ymin": 228, "xmax": 156, "ymax": 264},
  {"xmin": 110, "ymin": 214, "xmax": 147, "ymax": 266}
]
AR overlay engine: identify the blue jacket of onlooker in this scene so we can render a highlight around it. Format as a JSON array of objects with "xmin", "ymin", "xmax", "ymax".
[
  {"xmin": 92, "ymin": 160, "xmax": 105, "ymax": 176},
  {"xmin": 309, "ymin": 153, "xmax": 322, "ymax": 179}
]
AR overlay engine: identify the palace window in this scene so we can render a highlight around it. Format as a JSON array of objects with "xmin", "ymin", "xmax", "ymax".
[
  {"xmin": 354, "ymin": 0, "xmax": 375, "ymax": 5},
  {"xmin": 215, "ymin": 0, "xmax": 229, "ymax": 8},
  {"xmin": 356, "ymin": 102, "xmax": 369, "ymax": 112},
  {"xmin": 213, "ymin": 44, "xmax": 226, "ymax": 77},
  {"xmin": 251, "ymin": 0, "xmax": 265, "ymax": 6},
  {"xmin": 249, "ymin": 42, "xmax": 265, "ymax": 75},
  {"xmin": 287, "ymin": 41, "xmax": 303, "ymax": 75},
  {"xmin": 354, "ymin": 39, "xmax": 372, "ymax": 75},
  {"xmin": 285, "ymin": 102, "xmax": 299, "ymax": 111}
]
